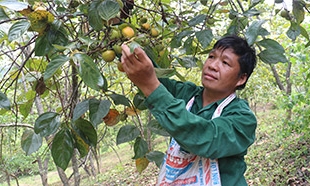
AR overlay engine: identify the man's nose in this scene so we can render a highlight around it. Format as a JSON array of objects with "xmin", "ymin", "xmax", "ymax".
[{"xmin": 207, "ymin": 59, "xmax": 219, "ymax": 71}]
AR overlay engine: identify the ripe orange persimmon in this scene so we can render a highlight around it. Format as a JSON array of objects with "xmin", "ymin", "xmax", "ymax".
[
  {"xmin": 122, "ymin": 26, "xmax": 135, "ymax": 38},
  {"xmin": 103, "ymin": 109, "xmax": 120, "ymax": 126}
]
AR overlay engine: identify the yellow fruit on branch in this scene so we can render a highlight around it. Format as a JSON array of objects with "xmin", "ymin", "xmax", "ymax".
[
  {"xmin": 150, "ymin": 28, "xmax": 159, "ymax": 37},
  {"xmin": 141, "ymin": 23, "xmax": 150, "ymax": 30},
  {"xmin": 122, "ymin": 26, "xmax": 135, "ymax": 38},
  {"xmin": 117, "ymin": 62, "xmax": 125, "ymax": 72},
  {"xmin": 102, "ymin": 49, "xmax": 116, "ymax": 62}
]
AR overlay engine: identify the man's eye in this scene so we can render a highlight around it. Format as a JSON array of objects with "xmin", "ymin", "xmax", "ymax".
[{"xmin": 223, "ymin": 61, "xmax": 229, "ymax": 65}]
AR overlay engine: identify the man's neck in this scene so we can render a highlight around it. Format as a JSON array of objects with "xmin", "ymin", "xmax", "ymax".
[{"xmin": 202, "ymin": 89, "xmax": 235, "ymax": 107}]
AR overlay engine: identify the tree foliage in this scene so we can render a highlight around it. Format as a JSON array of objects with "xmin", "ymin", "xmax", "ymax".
[{"xmin": 0, "ymin": 0, "xmax": 309, "ymax": 183}]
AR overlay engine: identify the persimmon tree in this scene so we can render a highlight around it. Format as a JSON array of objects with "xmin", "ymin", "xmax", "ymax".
[{"xmin": 0, "ymin": 0, "xmax": 309, "ymax": 185}]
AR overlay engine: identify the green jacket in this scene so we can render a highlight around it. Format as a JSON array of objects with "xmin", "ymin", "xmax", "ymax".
[{"xmin": 144, "ymin": 78, "xmax": 257, "ymax": 186}]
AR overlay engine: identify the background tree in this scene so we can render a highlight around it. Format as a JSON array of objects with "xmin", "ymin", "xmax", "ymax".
[{"xmin": 0, "ymin": 0, "xmax": 309, "ymax": 185}]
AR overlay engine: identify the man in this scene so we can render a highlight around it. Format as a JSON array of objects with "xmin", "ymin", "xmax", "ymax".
[{"xmin": 121, "ymin": 35, "xmax": 257, "ymax": 186}]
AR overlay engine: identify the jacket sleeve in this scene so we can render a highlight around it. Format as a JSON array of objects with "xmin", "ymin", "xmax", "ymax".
[{"xmin": 145, "ymin": 84, "xmax": 257, "ymax": 159}]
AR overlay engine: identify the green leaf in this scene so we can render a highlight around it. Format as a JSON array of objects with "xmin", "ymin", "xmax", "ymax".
[
  {"xmin": 286, "ymin": 22, "xmax": 301, "ymax": 41},
  {"xmin": 34, "ymin": 112, "xmax": 61, "ymax": 137},
  {"xmin": 245, "ymin": 20, "xmax": 266, "ymax": 46},
  {"xmin": 89, "ymin": 98, "xmax": 111, "ymax": 126},
  {"xmin": 170, "ymin": 30, "xmax": 194, "ymax": 48},
  {"xmin": 116, "ymin": 125, "xmax": 140, "ymax": 145},
  {"xmin": 195, "ymin": 29, "xmax": 213, "ymax": 49},
  {"xmin": 21, "ymin": 129, "xmax": 43, "ymax": 155},
  {"xmin": 146, "ymin": 151, "xmax": 165, "ymax": 168},
  {"xmin": 47, "ymin": 20, "xmax": 69, "ymax": 46},
  {"xmin": 34, "ymin": 34, "xmax": 52, "ymax": 56},
  {"xmin": 73, "ymin": 118, "xmax": 98, "ymax": 147},
  {"xmin": 20, "ymin": 100, "xmax": 34, "ymax": 119},
  {"xmin": 72, "ymin": 130, "xmax": 89, "ymax": 158},
  {"xmin": 0, "ymin": 92, "xmax": 11, "ymax": 110},
  {"xmin": 133, "ymin": 93, "xmax": 147, "ymax": 110},
  {"xmin": 188, "ymin": 14, "xmax": 206, "ymax": 26},
  {"xmin": 44, "ymin": 55, "xmax": 69, "ymax": 80},
  {"xmin": 293, "ymin": 1, "xmax": 304, "ymax": 24},
  {"xmin": 8, "ymin": 21, "xmax": 30, "ymax": 42},
  {"xmin": 109, "ymin": 93, "xmax": 131, "ymax": 107},
  {"xmin": 73, "ymin": 53, "xmax": 105, "ymax": 91},
  {"xmin": 133, "ymin": 137, "xmax": 148, "ymax": 159},
  {"xmin": 176, "ymin": 56, "xmax": 198, "ymax": 68},
  {"xmin": 98, "ymin": 0, "xmax": 120, "ymax": 21},
  {"xmin": 72, "ymin": 99, "xmax": 89, "ymax": 122},
  {"xmin": 258, "ymin": 50, "xmax": 288, "ymax": 64},
  {"xmin": 184, "ymin": 37, "xmax": 194, "ymax": 55},
  {"xmin": 88, "ymin": 0, "xmax": 104, "ymax": 31},
  {"xmin": 155, "ymin": 68, "xmax": 176, "ymax": 78},
  {"xmin": 147, "ymin": 120, "xmax": 170, "ymax": 137},
  {"xmin": 257, "ymin": 39, "xmax": 285, "ymax": 53},
  {"xmin": 300, "ymin": 25, "xmax": 309, "ymax": 40},
  {"xmin": 51, "ymin": 129, "xmax": 74, "ymax": 170},
  {"xmin": 0, "ymin": 7, "xmax": 9, "ymax": 21}
]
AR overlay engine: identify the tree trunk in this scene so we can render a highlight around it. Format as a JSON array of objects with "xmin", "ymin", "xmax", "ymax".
[
  {"xmin": 72, "ymin": 149, "xmax": 80, "ymax": 186},
  {"xmin": 37, "ymin": 156, "xmax": 49, "ymax": 186}
]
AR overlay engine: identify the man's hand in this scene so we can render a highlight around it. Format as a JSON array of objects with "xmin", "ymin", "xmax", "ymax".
[{"xmin": 121, "ymin": 44, "xmax": 160, "ymax": 97}]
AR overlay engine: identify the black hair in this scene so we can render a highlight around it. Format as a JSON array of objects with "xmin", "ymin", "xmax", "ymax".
[{"xmin": 213, "ymin": 35, "xmax": 257, "ymax": 90}]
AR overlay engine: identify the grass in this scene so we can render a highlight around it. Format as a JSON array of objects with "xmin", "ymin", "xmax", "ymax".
[{"xmin": 1, "ymin": 108, "xmax": 309, "ymax": 186}]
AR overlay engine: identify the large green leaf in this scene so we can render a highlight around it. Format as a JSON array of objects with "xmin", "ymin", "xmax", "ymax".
[
  {"xmin": 245, "ymin": 19, "xmax": 266, "ymax": 46},
  {"xmin": 73, "ymin": 118, "xmax": 98, "ymax": 148},
  {"xmin": 257, "ymin": 39, "xmax": 285, "ymax": 53},
  {"xmin": 34, "ymin": 20, "xmax": 68, "ymax": 56},
  {"xmin": 34, "ymin": 34, "xmax": 52, "ymax": 56},
  {"xmin": 286, "ymin": 22, "xmax": 301, "ymax": 41},
  {"xmin": 89, "ymin": 98, "xmax": 111, "ymax": 127},
  {"xmin": 72, "ymin": 99, "xmax": 89, "ymax": 122},
  {"xmin": 51, "ymin": 129, "xmax": 74, "ymax": 170},
  {"xmin": 170, "ymin": 30, "xmax": 194, "ymax": 48},
  {"xmin": 0, "ymin": 92, "xmax": 11, "ymax": 110},
  {"xmin": 73, "ymin": 53, "xmax": 105, "ymax": 91},
  {"xmin": 176, "ymin": 56, "xmax": 198, "ymax": 68},
  {"xmin": 147, "ymin": 120, "xmax": 170, "ymax": 137},
  {"xmin": 116, "ymin": 125, "xmax": 140, "ymax": 145},
  {"xmin": 34, "ymin": 112, "xmax": 60, "ymax": 137},
  {"xmin": 98, "ymin": 0, "xmax": 120, "ymax": 21},
  {"xmin": 44, "ymin": 55, "xmax": 69, "ymax": 80},
  {"xmin": 155, "ymin": 68, "xmax": 176, "ymax": 78},
  {"xmin": 258, "ymin": 50, "xmax": 288, "ymax": 64},
  {"xmin": 195, "ymin": 29, "xmax": 213, "ymax": 49},
  {"xmin": 88, "ymin": 0, "xmax": 104, "ymax": 31},
  {"xmin": 133, "ymin": 137, "xmax": 148, "ymax": 159},
  {"xmin": 146, "ymin": 151, "xmax": 165, "ymax": 168},
  {"xmin": 21, "ymin": 129, "xmax": 43, "ymax": 155},
  {"xmin": 8, "ymin": 21, "xmax": 30, "ymax": 42},
  {"xmin": 293, "ymin": 0, "xmax": 305, "ymax": 24},
  {"xmin": 109, "ymin": 93, "xmax": 131, "ymax": 107},
  {"xmin": 188, "ymin": 14, "xmax": 206, "ymax": 26}
]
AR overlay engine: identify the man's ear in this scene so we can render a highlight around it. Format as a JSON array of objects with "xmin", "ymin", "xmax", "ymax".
[{"xmin": 236, "ymin": 73, "xmax": 247, "ymax": 87}]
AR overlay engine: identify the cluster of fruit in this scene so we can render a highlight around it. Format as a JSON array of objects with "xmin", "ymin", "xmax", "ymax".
[{"xmin": 101, "ymin": 17, "xmax": 160, "ymax": 72}]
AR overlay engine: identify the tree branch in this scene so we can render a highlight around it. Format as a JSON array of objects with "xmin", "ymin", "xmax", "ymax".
[{"xmin": 0, "ymin": 123, "xmax": 34, "ymax": 129}]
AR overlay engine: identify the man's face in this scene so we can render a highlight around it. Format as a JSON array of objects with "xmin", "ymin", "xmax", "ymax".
[{"xmin": 201, "ymin": 48, "xmax": 247, "ymax": 95}]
